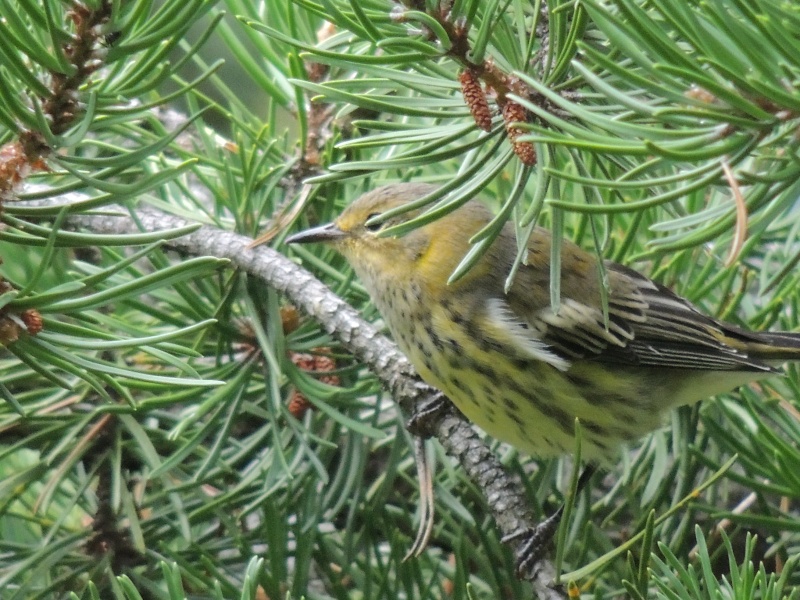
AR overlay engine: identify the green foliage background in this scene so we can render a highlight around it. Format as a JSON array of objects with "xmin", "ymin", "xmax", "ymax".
[{"xmin": 0, "ymin": 0, "xmax": 799, "ymax": 598}]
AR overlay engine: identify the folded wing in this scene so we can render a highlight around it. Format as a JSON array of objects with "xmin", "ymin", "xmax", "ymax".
[{"xmin": 505, "ymin": 233, "xmax": 776, "ymax": 373}]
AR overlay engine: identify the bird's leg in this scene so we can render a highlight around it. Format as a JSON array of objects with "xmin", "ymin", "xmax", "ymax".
[
  {"xmin": 406, "ymin": 390, "xmax": 450, "ymax": 439},
  {"xmin": 504, "ymin": 464, "xmax": 596, "ymax": 577}
]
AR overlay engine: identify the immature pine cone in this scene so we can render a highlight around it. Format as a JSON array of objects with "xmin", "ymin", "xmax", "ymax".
[
  {"xmin": 459, "ymin": 70, "xmax": 493, "ymax": 132},
  {"xmin": 502, "ymin": 100, "xmax": 536, "ymax": 166}
]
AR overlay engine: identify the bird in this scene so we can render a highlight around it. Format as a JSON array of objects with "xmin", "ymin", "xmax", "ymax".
[
  {"xmin": 286, "ymin": 182, "xmax": 800, "ymax": 567},
  {"xmin": 287, "ymin": 183, "xmax": 800, "ymax": 460}
]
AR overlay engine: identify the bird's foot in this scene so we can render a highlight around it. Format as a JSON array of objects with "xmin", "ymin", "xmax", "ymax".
[
  {"xmin": 406, "ymin": 391, "xmax": 449, "ymax": 438},
  {"xmin": 503, "ymin": 507, "xmax": 564, "ymax": 578}
]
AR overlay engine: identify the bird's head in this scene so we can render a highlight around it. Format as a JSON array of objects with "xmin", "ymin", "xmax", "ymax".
[{"xmin": 287, "ymin": 183, "xmax": 497, "ymax": 292}]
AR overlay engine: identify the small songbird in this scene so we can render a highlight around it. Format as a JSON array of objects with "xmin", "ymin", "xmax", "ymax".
[{"xmin": 287, "ymin": 183, "xmax": 800, "ymax": 464}]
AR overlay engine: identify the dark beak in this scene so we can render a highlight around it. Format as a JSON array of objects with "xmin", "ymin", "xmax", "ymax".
[{"xmin": 286, "ymin": 222, "xmax": 347, "ymax": 245}]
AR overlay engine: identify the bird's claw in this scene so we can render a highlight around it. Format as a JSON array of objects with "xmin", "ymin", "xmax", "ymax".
[
  {"xmin": 406, "ymin": 391, "xmax": 449, "ymax": 438},
  {"xmin": 503, "ymin": 507, "xmax": 564, "ymax": 578}
]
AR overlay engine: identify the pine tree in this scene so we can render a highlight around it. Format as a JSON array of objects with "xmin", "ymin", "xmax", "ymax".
[{"xmin": 1, "ymin": 1, "xmax": 798, "ymax": 598}]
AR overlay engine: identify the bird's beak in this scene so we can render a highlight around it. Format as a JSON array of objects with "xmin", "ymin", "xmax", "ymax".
[{"xmin": 286, "ymin": 222, "xmax": 347, "ymax": 245}]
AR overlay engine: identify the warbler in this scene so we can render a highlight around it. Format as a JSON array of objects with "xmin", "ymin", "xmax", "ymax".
[{"xmin": 287, "ymin": 183, "xmax": 800, "ymax": 463}]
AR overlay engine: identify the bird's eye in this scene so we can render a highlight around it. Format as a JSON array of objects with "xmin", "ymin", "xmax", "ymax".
[{"xmin": 365, "ymin": 213, "xmax": 383, "ymax": 232}]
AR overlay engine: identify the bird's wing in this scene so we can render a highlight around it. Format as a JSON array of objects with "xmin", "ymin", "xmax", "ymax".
[
  {"xmin": 505, "ymin": 245, "xmax": 774, "ymax": 372},
  {"xmin": 590, "ymin": 264, "xmax": 774, "ymax": 371}
]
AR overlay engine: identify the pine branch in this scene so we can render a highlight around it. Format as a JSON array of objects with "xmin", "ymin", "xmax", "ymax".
[{"xmin": 22, "ymin": 192, "xmax": 565, "ymax": 594}]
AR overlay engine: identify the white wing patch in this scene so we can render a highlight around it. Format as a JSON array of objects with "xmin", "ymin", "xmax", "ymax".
[
  {"xmin": 485, "ymin": 298, "xmax": 571, "ymax": 372},
  {"xmin": 540, "ymin": 298, "xmax": 634, "ymax": 348}
]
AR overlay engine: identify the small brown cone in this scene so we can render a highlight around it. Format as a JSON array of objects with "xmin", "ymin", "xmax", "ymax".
[
  {"xmin": 287, "ymin": 390, "xmax": 312, "ymax": 419},
  {"xmin": 502, "ymin": 100, "xmax": 536, "ymax": 166},
  {"xmin": 21, "ymin": 309, "xmax": 43, "ymax": 335},
  {"xmin": 459, "ymin": 70, "xmax": 493, "ymax": 132},
  {"xmin": 287, "ymin": 349, "xmax": 340, "ymax": 419}
]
